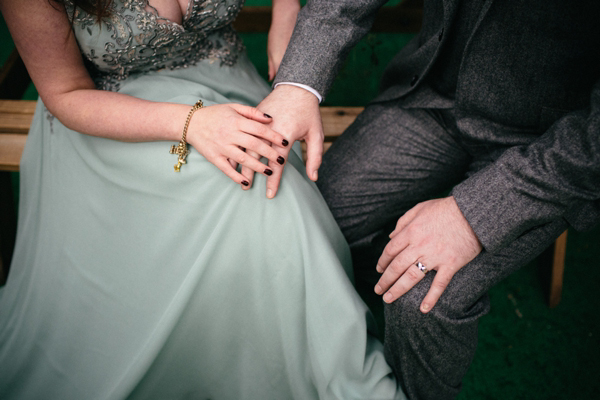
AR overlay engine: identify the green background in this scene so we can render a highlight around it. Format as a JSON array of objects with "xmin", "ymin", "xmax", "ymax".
[{"xmin": 1, "ymin": 1, "xmax": 599, "ymax": 399}]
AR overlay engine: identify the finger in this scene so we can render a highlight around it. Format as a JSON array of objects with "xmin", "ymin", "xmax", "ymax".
[
  {"xmin": 228, "ymin": 158, "xmax": 238, "ymax": 170},
  {"xmin": 212, "ymin": 157, "xmax": 252, "ymax": 187},
  {"xmin": 374, "ymin": 251, "xmax": 416, "ymax": 295},
  {"xmin": 227, "ymin": 147, "xmax": 275, "ymax": 178},
  {"xmin": 304, "ymin": 130, "xmax": 323, "ymax": 181},
  {"xmin": 264, "ymin": 142, "xmax": 291, "ymax": 198},
  {"xmin": 376, "ymin": 234, "xmax": 409, "ymax": 273},
  {"xmin": 239, "ymin": 119, "xmax": 290, "ymax": 149},
  {"xmin": 236, "ymin": 132, "xmax": 287, "ymax": 164},
  {"xmin": 240, "ymin": 149, "xmax": 261, "ymax": 190},
  {"xmin": 420, "ymin": 269, "xmax": 454, "ymax": 313},
  {"xmin": 389, "ymin": 204, "xmax": 422, "ymax": 238},
  {"xmin": 379, "ymin": 262, "xmax": 428, "ymax": 304},
  {"xmin": 229, "ymin": 103, "xmax": 274, "ymax": 124}
]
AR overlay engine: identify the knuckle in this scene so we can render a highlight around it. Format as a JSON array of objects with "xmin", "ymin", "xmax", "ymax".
[
  {"xmin": 406, "ymin": 268, "xmax": 421, "ymax": 281},
  {"xmin": 254, "ymin": 124, "xmax": 267, "ymax": 137},
  {"xmin": 433, "ymin": 278, "xmax": 449, "ymax": 289},
  {"xmin": 405, "ymin": 224, "xmax": 419, "ymax": 237},
  {"xmin": 383, "ymin": 245, "xmax": 397, "ymax": 258},
  {"xmin": 389, "ymin": 261, "xmax": 404, "ymax": 274}
]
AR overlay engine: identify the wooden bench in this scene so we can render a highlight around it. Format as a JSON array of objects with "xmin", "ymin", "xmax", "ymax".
[{"xmin": 0, "ymin": 0, "xmax": 567, "ymax": 308}]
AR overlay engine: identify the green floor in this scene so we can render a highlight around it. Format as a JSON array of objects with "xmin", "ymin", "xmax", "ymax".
[{"xmin": 2, "ymin": 3, "xmax": 599, "ymax": 399}]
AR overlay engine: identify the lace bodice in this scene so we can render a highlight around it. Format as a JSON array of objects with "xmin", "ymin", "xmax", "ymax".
[{"xmin": 65, "ymin": 0, "xmax": 245, "ymax": 91}]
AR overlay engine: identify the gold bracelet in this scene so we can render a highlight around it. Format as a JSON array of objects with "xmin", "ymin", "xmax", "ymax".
[{"xmin": 170, "ymin": 100, "xmax": 204, "ymax": 172}]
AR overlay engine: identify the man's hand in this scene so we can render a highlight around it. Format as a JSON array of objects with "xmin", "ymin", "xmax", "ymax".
[
  {"xmin": 257, "ymin": 84, "xmax": 323, "ymax": 198},
  {"xmin": 375, "ymin": 196, "xmax": 483, "ymax": 312}
]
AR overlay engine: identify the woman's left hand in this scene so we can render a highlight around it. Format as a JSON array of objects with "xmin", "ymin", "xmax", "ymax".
[{"xmin": 268, "ymin": 0, "xmax": 301, "ymax": 81}]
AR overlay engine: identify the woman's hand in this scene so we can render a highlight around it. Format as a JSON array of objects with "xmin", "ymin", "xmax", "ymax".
[
  {"xmin": 267, "ymin": 0, "xmax": 301, "ymax": 81},
  {"xmin": 186, "ymin": 103, "xmax": 289, "ymax": 186}
]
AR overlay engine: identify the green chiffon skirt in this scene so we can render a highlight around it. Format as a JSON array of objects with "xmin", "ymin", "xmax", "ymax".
[{"xmin": 0, "ymin": 54, "xmax": 405, "ymax": 400}]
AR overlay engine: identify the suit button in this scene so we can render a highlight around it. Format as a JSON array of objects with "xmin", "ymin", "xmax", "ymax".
[
  {"xmin": 438, "ymin": 28, "xmax": 444, "ymax": 41},
  {"xmin": 410, "ymin": 75, "xmax": 419, "ymax": 86}
]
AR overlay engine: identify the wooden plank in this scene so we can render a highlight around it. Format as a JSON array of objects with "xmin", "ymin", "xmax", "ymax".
[
  {"xmin": 0, "ymin": 133, "xmax": 27, "ymax": 171},
  {"xmin": 548, "ymin": 230, "xmax": 568, "ymax": 308},
  {"xmin": 0, "ymin": 114, "xmax": 34, "ymax": 134},
  {"xmin": 0, "ymin": 100, "xmax": 37, "ymax": 114},
  {"xmin": 320, "ymin": 107, "xmax": 364, "ymax": 139},
  {"xmin": 0, "ymin": 100, "xmax": 36, "ymax": 135}
]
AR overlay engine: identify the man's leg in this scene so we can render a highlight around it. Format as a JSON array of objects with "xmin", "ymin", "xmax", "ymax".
[
  {"xmin": 318, "ymin": 103, "xmax": 569, "ymax": 399},
  {"xmin": 317, "ymin": 102, "xmax": 472, "ymax": 330},
  {"xmin": 383, "ymin": 218, "xmax": 568, "ymax": 399},
  {"xmin": 318, "ymin": 102, "xmax": 470, "ymax": 249}
]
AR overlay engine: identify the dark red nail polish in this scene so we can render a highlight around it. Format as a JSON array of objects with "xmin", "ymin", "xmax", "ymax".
[
  {"xmin": 277, "ymin": 156, "xmax": 285, "ymax": 165},
  {"xmin": 264, "ymin": 168, "xmax": 273, "ymax": 176},
  {"xmin": 241, "ymin": 180, "xmax": 249, "ymax": 186},
  {"xmin": 282, "ymin": 139, "xmax": 289, "ymax": 147},
  {"xmin": 264, "ymin": 113, "xmax": 272, "ymax": 119}
]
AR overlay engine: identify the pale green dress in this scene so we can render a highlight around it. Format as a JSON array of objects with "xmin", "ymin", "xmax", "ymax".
[{"xmin": 0, "ymin": 1, "xmax": 406, "ymax": 399}]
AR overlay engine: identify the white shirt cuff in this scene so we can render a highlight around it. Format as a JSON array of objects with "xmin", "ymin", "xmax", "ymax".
[{"xmin": 274, "ymin": 82, "xmax": 323, "ymax": 103}]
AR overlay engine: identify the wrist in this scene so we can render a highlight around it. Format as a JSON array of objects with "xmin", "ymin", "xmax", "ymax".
[
  {"xmin": 168, "ymin": 101, "xmax": 204, "ymax": 172},
  {"xmin": 274, "ymin": 82, "xmax": 322, "ymax": 103}
]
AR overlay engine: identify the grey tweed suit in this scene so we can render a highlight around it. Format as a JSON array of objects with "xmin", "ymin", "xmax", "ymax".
[{"xmin": 274, "ymin": 0, "xmax": 600, "ymax": 399}]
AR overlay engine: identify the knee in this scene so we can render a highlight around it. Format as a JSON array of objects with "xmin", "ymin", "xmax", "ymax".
[{"xmin": 386, "ymin": 273, "xmax": 490, "ymax": 323}]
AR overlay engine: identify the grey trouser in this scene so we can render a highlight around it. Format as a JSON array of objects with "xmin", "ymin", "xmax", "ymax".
[{"xmin": 316, "ymin": 101, "xmax": 568, "ymax": 400}]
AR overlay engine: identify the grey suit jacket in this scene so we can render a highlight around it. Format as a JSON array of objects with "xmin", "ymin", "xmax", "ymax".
[{"xmin": 274, "ymin": 0, "xmax": 600, "ymax": 253}]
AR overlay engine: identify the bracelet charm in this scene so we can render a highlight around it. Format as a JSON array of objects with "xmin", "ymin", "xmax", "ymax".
[
  {"xmin": 170, "ymin": 142, "xmax": 190, "ymax": 172},
  {"xmin": 170, "ymin": 100, "xmax": 204, "ymax": 172}
]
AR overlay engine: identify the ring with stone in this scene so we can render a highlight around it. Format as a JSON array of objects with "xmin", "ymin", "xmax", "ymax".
[{"xmin": 416, "ymin": 261, "xmax": 428, "ymax": 274}]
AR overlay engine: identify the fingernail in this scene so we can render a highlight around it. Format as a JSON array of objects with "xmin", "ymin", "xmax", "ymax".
[
  {"xmin": 267, "ymin": 189, "xmax": 274, "ymax": 198},
  {"xmin": 376, "ymin": 264, "xmax": 382, "ymax": 273},
  {"xmin": 384, "ymin": 293, "xmax": 394, "ymax": 303},
  {"xmin": 264, "ymin": 113, "xmax": 272, "ymax": 119},
  {"xmin": 241, "ymin": 180, "xmax": 249, "ymax": 187},
  {"xmin": 282, "ymin": 139, "xmax": 289, "ymax": 147},
  {"xmin": 277, "ymin": 156, "xmax": 285, "ymax": 165},
  {"xmin": 374, "ymin": 285, "xmax": 382, "ymax": 294},
  {"xmin": 264, "ymin": 168, "xmax": 273, "ymax": 176},
  {"xmin": 312, "ymin": 171, "xmax": 318, "ymax": 180},
  {"xmin": 422, "ymin": 304, "xmax": 430, "ymax": 312}
]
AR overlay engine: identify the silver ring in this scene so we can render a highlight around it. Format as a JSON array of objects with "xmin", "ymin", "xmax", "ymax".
[{"xmin": 416, "ymin": 261, "xmax": 428, "ymax": 274}]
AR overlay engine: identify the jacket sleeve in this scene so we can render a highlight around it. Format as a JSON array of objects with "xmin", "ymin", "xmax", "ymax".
[
  {"xmin": 273, "ymin": 0, "xmax": 388, "ymax": 97},
  {"xmin": 451, "ymin": 80, "xmax": 600, "ymax": 253}
]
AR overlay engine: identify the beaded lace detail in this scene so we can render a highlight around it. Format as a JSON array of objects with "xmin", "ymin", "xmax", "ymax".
[{"xmin": 65, "ymin": 0, "xmax": 245, "ymax": 91}]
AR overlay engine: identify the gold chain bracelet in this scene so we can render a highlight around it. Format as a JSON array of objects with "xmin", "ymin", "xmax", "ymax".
[{"xmin": 169, "ymin": 100, "xmax": 204, "ymax": 172}]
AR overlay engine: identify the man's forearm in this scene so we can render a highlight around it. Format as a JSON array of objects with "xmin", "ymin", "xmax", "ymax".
[
  {"xmin": 274, "ymin": 0, "xmax": 388, "ymax": 97},
  {"xmin": 451, "ymin": 81, "xmax": 600, "ymax": 252}
]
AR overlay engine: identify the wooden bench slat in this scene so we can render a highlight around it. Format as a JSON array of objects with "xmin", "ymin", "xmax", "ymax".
[
  {"xmin": 0, "ymin": 100, "xmax": 37, "ymax": 114},
  {"xmin": 0, "ymin": 101, "xmax": 364, "ymax": 172},
  {"xmin": 0, "ymin": 133, "xmax": 27, "ymax": 171},
  {"xmin": 0, "ymin": 115, "xmax": 34, "ymax": 134},
  {"xmin": 320, "ymin": 107, "xmax": 363, "ymax": 139}
]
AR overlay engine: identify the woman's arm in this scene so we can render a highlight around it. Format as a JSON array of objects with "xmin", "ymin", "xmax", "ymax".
[
  {"xmin": 267, "ymin": 0, "xmax": 300, "ymax": 81},
  {"xmin": 0, "ymin": 0, "xmax": 288, "ymax": 184}
]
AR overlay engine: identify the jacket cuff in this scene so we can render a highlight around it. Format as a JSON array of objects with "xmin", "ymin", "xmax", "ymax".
[{"xmin": 450, "ymin": 155, "xmax": 565, "ymax": 253}]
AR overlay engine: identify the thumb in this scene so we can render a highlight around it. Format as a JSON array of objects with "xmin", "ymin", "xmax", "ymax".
[{"xmin": 304, "ymin": 129, "xmax": 324, "ymax": 181}]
